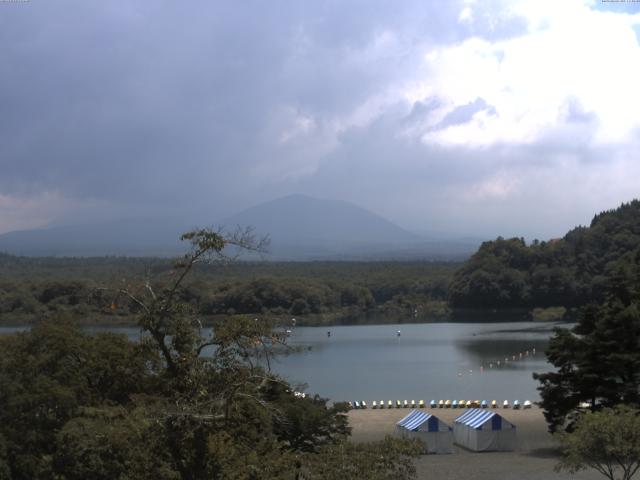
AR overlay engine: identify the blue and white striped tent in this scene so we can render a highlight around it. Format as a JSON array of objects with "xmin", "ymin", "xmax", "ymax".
[
  {"xmin": 453, "ymin": 408, "xmax": 516, "ymax": 452},
  {"xmin": 396, "ymin": 410, "xmax": 453, "ymax": 454}
]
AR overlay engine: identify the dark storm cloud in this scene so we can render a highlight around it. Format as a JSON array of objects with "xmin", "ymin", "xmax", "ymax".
[
  {"xmin": 1, "ymin": 0, "xmax": 638, "ymax": 237},
  {"xmin": 0, "ymin": 0, "xmax": 465, "ymax": 218}
]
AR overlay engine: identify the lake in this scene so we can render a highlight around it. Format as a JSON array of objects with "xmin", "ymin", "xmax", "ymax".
[
  {"xmin": 271, "ymin": 322, "xmax": 558, "ymax": 404},
  {"xmin": 0, "ymin": 321, "xmax": 561, "ymax": 404}
]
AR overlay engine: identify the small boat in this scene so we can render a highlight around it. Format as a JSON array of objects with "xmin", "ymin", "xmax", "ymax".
[
  {"xmin": 361, "ymin": 401, "xmax": 367, "ymax": 409},
  {"xmin": 523, "ymin": 400, "xmax": 532, "ymax": 409},
  {"xmin": 410, "ymin": 400, "xmax": 416, "ymax": 408},
  {"xmin": 347, "ymin": 401, "xmax": 353, "ymax": 409},
  {"xmin": 419, "ymin": 400, "xmax": 425, "ymax": 408},
  {"xmin": 513, "ymin": 400, "xmax": 520, "ymax": 410},
  {"xmin": 503, "ymin": 400, "xmax": 510, "ymax": 408},
  {"xmin": 466, "ymin": 400, "xmax": 472, "ymax": 408},
  {"xmin": 372, "ymin": 401, "xmax": 377, "ymax": 409},
  {"xmin": 452, "ymin": 400, "xmax": 458, "ymax": 409},
  {"xmin": 380, "ymin": 400, "xmax": 385, "ymax": 409},
  {"xmin": 396, "ymin": 400, "xmax": 401, "ymax": 408},
  {"xmin": 481, "ymin": 400, "xmax": 488, "ymax": 408},
  {"xmin": 388, "ymin": 400, "xmax": 393, "ymax": 408},
  {"xmin": 430, "ymin": 400, "xmax": 437, "ymax": 408},
  {"xmin": 354, "ymin": 401, "xmax": 360, "ymax": 409},
  {"xmin": 445, "ymin": 399, "xmax": 451, "ymax": 408},
  {"xmin": 438, "ymin": 400, "xmax": 444, "ymax": 408},
  {"xmin": 397, "ymin": 330, "xmax": 401, "ymax": 337},
  {"xmin": 491, "ymin": 400, "xmax": 497, "ymax": 408},
  {"xmin": 403, "ymin": 400, "xmax": 409, "ymax": 408}
]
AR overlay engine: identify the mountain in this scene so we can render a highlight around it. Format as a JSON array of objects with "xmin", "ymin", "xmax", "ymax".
[
  {"xmin": 0, "ymin": 194, "xmax": 479, "ymax": 259},
  {"xmin": 0, "ymin": 219, "xmax": 189, "ymax": 257},
  {"xmin": 220, "ymin": 194, "xmax": 414, "ymax": 257}
]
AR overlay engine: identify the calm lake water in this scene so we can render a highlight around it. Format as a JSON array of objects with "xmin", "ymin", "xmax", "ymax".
[
  {"xmin": 0, "ymin": 321, "xmax": 562, "ymax": 404},
  {"xmin": 273, "ymin": 322, "xmax": 558, "ymax": 403}
]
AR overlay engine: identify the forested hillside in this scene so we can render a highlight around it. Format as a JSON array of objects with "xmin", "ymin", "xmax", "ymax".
[{"xmin": 449, "ymin": 200, "xmax": 640, "ymax": 310}]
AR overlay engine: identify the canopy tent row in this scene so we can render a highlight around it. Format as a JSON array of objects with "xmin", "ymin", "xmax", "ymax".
[
  {"xmin": 395, "ymin": 410, "xmax": 453, "ymax": 454},
  {"xmin": 453, "ymin": 408, "xmax": 516, "ymax": 452}
]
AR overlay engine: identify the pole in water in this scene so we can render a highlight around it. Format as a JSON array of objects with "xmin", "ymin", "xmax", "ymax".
[{"xmin": 327, "ymin": 331, "xmax": 331, "ymax": 337}]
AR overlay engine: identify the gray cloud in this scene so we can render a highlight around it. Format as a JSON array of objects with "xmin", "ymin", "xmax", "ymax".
[{"xmin": 0, "ymin": 0, "xmax": 638, "ymax": 239}]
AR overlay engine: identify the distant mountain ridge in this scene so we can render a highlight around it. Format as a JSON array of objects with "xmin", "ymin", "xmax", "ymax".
[
  {"xmin": 0, "ymin": 194, "xmax": 479, "ymax": 259},
  {"xmin": 220, "ymin": 194, "xmax": 422, "ymax": 258}
]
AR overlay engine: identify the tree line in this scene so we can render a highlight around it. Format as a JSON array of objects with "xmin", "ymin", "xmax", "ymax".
[{"xmin": 0, "ymin": 255, "xmax": 454, "ymax": 326}]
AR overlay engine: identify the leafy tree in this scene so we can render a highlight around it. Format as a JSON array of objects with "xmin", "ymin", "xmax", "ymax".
[{"xmin": 555, "ymin": 405, "xmax": 640, "ymax": 480}]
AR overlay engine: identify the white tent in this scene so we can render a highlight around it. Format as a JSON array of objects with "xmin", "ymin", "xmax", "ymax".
[
  {"xmin": 396, "ymin": 410, "xmax": 453, "ymax": 454},
  {"xmin": 453, "ymin": 408, "xmax": 516, "ymax": 452}
]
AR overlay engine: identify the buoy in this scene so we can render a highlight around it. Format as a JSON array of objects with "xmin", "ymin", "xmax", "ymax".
[
  {"xmin": 327, "ymin": 331, "xmax": 331, "ymax": 337},
  {"xmin": 397, "ymin": 330, "xmax": 401, "ymax": 337}
]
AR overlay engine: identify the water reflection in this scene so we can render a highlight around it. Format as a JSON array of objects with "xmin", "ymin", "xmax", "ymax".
[{"xmin": 273, "ymin": 322, "xmax": 558, "ymax": 403}]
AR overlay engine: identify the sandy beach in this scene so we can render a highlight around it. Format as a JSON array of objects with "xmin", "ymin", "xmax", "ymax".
[{"xmin": 348, "ymin": 407, "xmax": 604, "ymax": 479}]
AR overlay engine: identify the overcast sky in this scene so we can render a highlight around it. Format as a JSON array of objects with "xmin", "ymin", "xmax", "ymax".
[{"xmin": 1, "ymin": 0, "xmax": 640, "ymax": 239}]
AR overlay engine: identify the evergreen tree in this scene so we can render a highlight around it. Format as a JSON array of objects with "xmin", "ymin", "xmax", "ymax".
[{"xmin": 534, "ymin": 250, "xmax": 640, "ymax": 432}]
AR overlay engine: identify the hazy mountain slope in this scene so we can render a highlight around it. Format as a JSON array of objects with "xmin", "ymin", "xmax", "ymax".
[
  {"xmin": 0, "ymin": 219, "xmax": 188, "ymax": 257},
  {"xmin": 0, "ymin": 195, "xmax": 479, "ymax": 259},
  {"xmin": 221, "ymin": 194, "xmax": 420, "ymax": 248}
]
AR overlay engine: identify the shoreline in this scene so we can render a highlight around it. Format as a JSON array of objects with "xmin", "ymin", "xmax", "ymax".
[{"xmin": 348, "ymin": 408, "xmax": 602, "ymax": 479}]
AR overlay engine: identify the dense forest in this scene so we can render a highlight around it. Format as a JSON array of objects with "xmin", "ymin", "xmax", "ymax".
[
  {"xmin": 0, "ymin": 230, "xmax": 423, "ymax": 479},
  {"xmin": 4, "ymin": 201, "xmax": 640, "ymax": 326},
  {"xmin": 449, "ymin": 200, "xmax": 640, "ymax": 312},
  {"xmin": 0, "ymin": 255, "xmax": 455, "ymax": 326}
]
